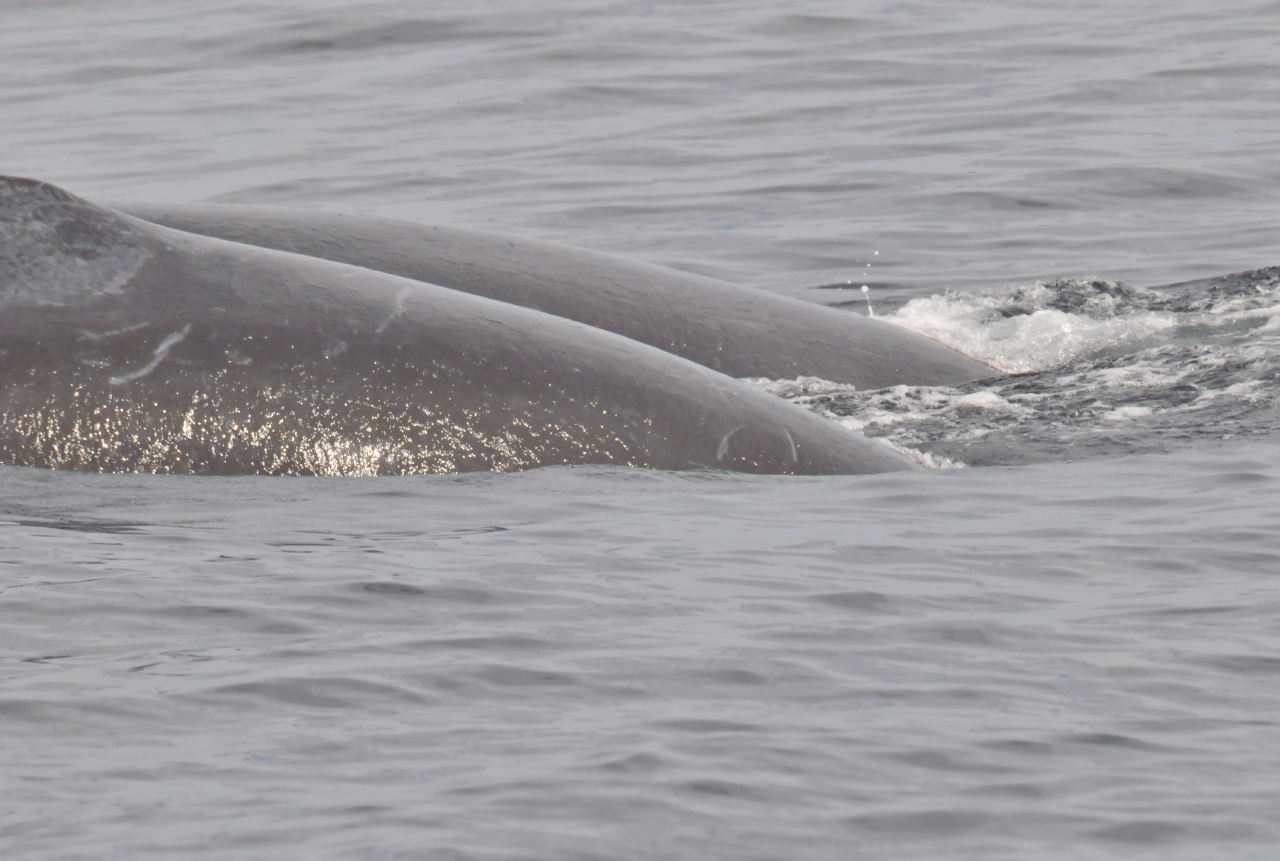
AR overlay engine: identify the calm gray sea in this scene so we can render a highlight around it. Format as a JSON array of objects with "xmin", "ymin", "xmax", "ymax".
[{"xmin": 3, "ymin": 2, "xmax": 1280, "ymax": 859}]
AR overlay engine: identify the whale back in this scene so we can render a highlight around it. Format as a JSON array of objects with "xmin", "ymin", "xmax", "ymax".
[
  {"xmin": 1, "ymin": 177, "xmax": 152, "ymax": 308},
  {"xmin": 0, "ymin": 176, "xmax": 910, "ymax": 476},
  {"xmin": 118, "ymin": 203, "xmax": 996, "ymax": 389}
]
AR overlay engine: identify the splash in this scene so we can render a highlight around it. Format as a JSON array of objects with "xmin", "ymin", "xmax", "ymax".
[
  {"xmin": 757, "ymin": 272, "xmax": 1280, "ymax": 465},
  {"xmin": 882, "ymin": 279, "xmax": 1180, "ymax": 374}
]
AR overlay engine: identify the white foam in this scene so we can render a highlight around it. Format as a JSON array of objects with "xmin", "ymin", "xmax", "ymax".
[
  {"xmin": 740, "ymin": 375, "xmax": 858, "ymax": 400},
  {"xmin": 883, "ymin": 288, "xmax": 1178, "ymax": 374},
  {"xmin": 1186, "ymin": 380, "xmax": 1265, "ymax": 407},
  {"xmin": 869, "ymin": 435, "xmax": 966, "ymax": 469},
  {"xmin": 1102, "ymin": 405, "xmax": 1153, "ymax": 421},
  {"xmin": 952, "ymin": 391, "xmax": 1012, "ymax": 408},
  {"xmin": 737, "ymin": 376, "xmax": 969, "ymax": 467},
  {"xmin": 745, "ymin": 278, "xmax": 1280, "ymax": 464}
]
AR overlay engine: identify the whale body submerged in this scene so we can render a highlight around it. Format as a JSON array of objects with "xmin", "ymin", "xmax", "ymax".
[{"xmin": 0, "ymin": 176, "xmax": 929, "ymax": 476}]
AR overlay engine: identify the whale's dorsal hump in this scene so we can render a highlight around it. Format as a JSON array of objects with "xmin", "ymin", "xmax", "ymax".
[{"xmin": 0, "ymin": 175, "xmax": 151, "ymax": 309}]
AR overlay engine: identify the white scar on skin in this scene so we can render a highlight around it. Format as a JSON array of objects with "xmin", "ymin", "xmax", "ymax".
[
  {"xmin": 716, "ymin": 424, "xmax": 747, "ymax": 461},
  {"xmin": 375, "ymin": 288, "xmax": 413, "ymax": 333},
  {"xmin": 79, "ymin": 321, "xmax": 151, "ymax": 341},
  {"xmin": 109, "ymin": 324, "xmax": 191, "ymax": 385}
]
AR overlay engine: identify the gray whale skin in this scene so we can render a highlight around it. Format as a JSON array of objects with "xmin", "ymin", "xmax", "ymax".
[
  {"xmin": 119, "ymin": 202, "xmax": 995, "ymax": 390},
  {"xmin": 0, "ymin": 176, "xmax": 918, "ymax": 476}
]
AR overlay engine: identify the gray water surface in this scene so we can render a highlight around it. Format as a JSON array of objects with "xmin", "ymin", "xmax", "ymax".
[
  {"xmin": 5, "ymin": 0, "xmax": 1280, "ymax": 295},
  {"xmin": 4, "ymin": 1, "xmax": 1280, "ymax": 859},
  {"xmin": 4, "ymin": 449, "xmax": 1280, "ymax": 859}
]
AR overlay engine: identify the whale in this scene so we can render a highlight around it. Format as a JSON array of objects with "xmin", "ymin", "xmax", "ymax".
[
  {"xmin": 116, "ymin": 203, "xmax": 996, "ymax": 389},
  {"xmin": 0, "ymin": 176, "xmax": 911, "ymax": 476}
]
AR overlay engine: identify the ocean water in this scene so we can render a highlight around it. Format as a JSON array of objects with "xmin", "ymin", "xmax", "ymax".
[{"xmin": 3, "ymin": 1, "xmax": 1280, "ymax": 858}]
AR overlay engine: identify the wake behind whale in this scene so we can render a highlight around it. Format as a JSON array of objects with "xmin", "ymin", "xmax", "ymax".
[{"xmin": 0, "ymin": 176, "xmax": 925, "ymax": 476}]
